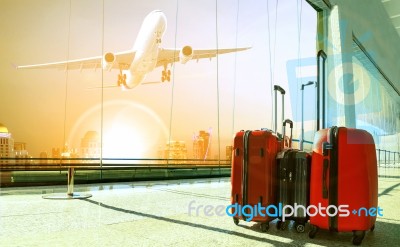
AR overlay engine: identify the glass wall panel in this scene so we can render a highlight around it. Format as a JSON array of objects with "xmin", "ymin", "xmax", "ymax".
[
  {"xmin": 1, "ymin": 0, "xmax": 317, "ymax": 184},
  {"xmin": 352, "ymin": 41, "xmax": 400, "ymax": 154}
]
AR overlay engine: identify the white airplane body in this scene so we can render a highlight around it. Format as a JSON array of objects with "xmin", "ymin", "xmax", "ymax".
[{"xmin": 17, "ymin": 10, "xmax": 250, "ymax": 89}]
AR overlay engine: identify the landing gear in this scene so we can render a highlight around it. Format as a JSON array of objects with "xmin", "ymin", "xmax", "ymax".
[
  {"xmin": 117, "ymin": 68, "xmax": 127, "ymax": 88},
  {"xmin": 161, "ymin": 64, "xmax": 171, "ymax": 82},
  {"xmin": 118, "ymin": 73, "xmax": 126, "ymax": 86}
]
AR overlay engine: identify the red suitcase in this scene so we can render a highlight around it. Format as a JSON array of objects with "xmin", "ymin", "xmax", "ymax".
[
  {"xmin": 231, "ymin": 129, "xmax": 280, "ymax": 231},
  {"xmin": 309, "ymin": 126, "xmax": 378, "ymax": 245},
  {"xmin": 230, "ymin": 85, "xmax": 285, "ymax": 231}
]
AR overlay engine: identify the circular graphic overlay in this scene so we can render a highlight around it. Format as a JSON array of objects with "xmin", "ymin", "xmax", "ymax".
[{"xmin": 327, "ymin": 62, "xmax": 371, "ymax": 106}]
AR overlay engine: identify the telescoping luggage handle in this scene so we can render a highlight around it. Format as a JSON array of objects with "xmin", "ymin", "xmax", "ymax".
[
  {"xmin": 300, "ymin": 81, "xmax": 317, "ymax": 150},
  {"xmin": 282, "ymin": 119, "xmax": 293, "ymax": 149},
  {"xmin": 273, "ymin": 85, "xmax": 285, "ymax": 134},
  {"xmin": 317, "ymin": 50, "xmax": 327, "ymax": 131}
]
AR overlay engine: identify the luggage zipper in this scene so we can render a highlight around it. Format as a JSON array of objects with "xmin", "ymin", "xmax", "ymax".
[{"xmin": 242, "ymin": 130, "xmax": 251, "ymax": 219}]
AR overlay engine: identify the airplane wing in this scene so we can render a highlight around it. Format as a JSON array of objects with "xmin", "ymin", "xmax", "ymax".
[
  {"xmin": 156, "ymin": 47, "xmax": 251, "ymax": 68},
  {"xmin": 17, "ymin": 50, "xmax": 136, "ymax": 71}
]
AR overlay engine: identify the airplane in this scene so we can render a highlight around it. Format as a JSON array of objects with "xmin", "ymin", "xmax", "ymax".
[{"xmin": 17, "ymin": 10, "xmax": 251, "ymax": 90}]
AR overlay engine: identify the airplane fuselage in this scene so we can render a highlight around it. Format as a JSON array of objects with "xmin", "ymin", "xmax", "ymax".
[
  {"xmin": 17, "ymin": 10, "xmax": 250, "ymax": 90},
  {"xmin": 124, "ymin": 10, "xmax": 167, "ymax": 89}
]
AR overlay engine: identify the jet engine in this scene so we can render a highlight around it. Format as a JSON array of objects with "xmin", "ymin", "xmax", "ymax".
[
  {"xmin": 179, "ymin": 46, "xmax": 193, "ymax": 64},
  {"xmin": 102, "ymin": 52, "xmax": 115, "ymax": 70}
]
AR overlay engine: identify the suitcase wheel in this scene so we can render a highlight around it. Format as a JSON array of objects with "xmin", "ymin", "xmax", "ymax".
[
  {"xmin": 260, "ymin": 222, "xmax": 269, "ymax": 232},
  {"xmin": 352, "ymin": 230, "xmax": 365, "ymax": 246},
  {"xmin": 233, "ymin": 217, "xmax": 239, "ymax": 226},
  {"xmin": 308, "ymin": 225, "xmax": 318, "ymax": 239},
  {"xmin": 370, "ymin": 224, "xmax": 375, "ymax": 232},
  {"xmin": 276, "ymin": 220, "xmax": 287, "ymax": 230},
  {"xmin": 294, "ymin": 222, "xmax": 305, "ymax": 233}
]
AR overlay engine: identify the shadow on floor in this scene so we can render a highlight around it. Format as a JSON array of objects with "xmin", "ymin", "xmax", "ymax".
[{"xmin": 82, "ymin": 198, "xmax": 400, "ymax": 246}]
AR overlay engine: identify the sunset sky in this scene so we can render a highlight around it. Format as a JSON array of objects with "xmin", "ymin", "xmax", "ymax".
[{"xmin": 0, "ymin": 0, "xmax": 317, "ymax": 158}]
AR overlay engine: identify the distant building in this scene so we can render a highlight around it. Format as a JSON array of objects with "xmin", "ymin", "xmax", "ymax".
[
  {"xmin": 193, "ymin": 130, "xmax": 211, "ymax": 160},
  {"xmin": 14, "ymin": 142, "xmax": 32, "ymax": 165},
  {"xmin": 162, "ymin": 141, "xmax": 187, "ymax": 163},
  {"xmin": 80, "ymin": 131, "xmax": 101, "ymax": 159},
  {"xmin": 52, "ymin": 144, "xmax": 79, "ymax": 163},
  {"xmin": 0, "ymin": 123, "xmax": 15, "ymax": 164},
  {"xmin": 226, "ymin": 145, "xmax": 233, "ymax": 161},
  {"xmin": 14, "ymin": 142, "xmax": 30, "ymax": 158},
  {"xmin": 61, "ymin": 144, "xmax": 79, "ymax": 158},
  {"xmin": 52, "ymin": 148, "xmax": 61, "ymax": 163},
  {"xmin": 39, "ymin": 152, "xmax": 48, "ymax": 164}
]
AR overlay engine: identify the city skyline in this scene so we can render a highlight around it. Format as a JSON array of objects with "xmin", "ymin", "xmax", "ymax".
[{"xmin": 0, "ymin": 122, "xmax": 226, "ymax": 160}]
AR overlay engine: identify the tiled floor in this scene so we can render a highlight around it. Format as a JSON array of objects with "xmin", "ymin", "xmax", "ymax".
[{"xmin": 0, "ymin": 177, "xmax": 399, "ymax": 246}]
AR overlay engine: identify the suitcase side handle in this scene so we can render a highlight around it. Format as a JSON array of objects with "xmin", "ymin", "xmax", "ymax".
[
  {"xmin": 322, "ymin": 141, "xmax": 333, "ymax": 156},
  {"xmin": 322, "ymin": 141, "xmax": 332, "ymax": 199}
]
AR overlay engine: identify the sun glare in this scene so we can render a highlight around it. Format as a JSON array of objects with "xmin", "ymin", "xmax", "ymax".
[
  {"xmin": 68, "ymin": 100, "xmax": 169, "ymax": 159},
  {"xmin": 103, "ymin": 122, "xmax": 146, "ymax": 158}
]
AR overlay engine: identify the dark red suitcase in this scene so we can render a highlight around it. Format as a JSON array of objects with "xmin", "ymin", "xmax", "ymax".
[
  {"xmin": 276, "ymin": 119, "xmax": 311, "ymax": 233},
  {"xmin": 275, "ymin": 80, "xmax": 318, "ymax": 232},
  {"xmin": 230, "ymin": 85, "xmax": 285, "ymax": 231},
  {"xmin": 309, "ymin": 126, "xmax": 378, "ymax": 245},
  {"xmin": 231, "ymin": 129, "xmax": 279, "ymax": 231}
]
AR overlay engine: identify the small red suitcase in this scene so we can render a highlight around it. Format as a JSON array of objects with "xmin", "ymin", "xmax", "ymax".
[
  {"xmin": 309, "ymin": 126, "xmax": 378, "ymax": 245},
  {"xmin": 230, "ymin": 85, "xmax": 285, "ymax": 231},
  {"xmin": 231, "ymin": 129, "xmax": 280, "ymax": 231}
]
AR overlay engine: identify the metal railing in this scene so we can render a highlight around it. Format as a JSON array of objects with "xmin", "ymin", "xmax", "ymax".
[
  {"xmin": 376, "ymin": 149, "xmax": 400, "ymax": 178},
  {"xmin": 0, "ymin": 157, "xmax": 231, "ymax": 171},
  {"xmin": 0, "ymin": 157, "xmax": 232, "ymax": 194},
  {"xmin": 1, "ymin": 146, "xmax": 399, "ymax": 187},
  {"xmin": 376, "ymin": 149, "xmax": 400, "ymax": 166},
  {"xmin": 286, "ymin": 139, "xmax": 400, "ymax": 178}
]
